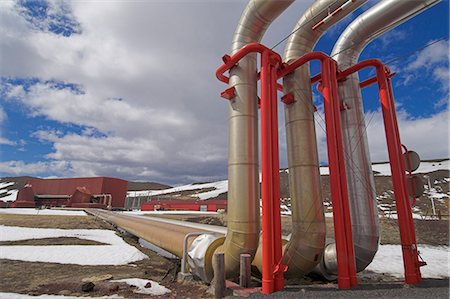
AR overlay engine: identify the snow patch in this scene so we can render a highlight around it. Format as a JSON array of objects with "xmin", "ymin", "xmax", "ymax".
[
  {"xmin": 112, "ymin": 278, "xmax": 171, "ymax": 296},
  {"xmin": 127, "ymin": 180, "xmax": 228, "ymax": 200},
  {"xmin": 1, "ymin": 189, "xmax": 18, "ymax": 202},
  {"xmin": 0, "ymin": 182, "xmax": 15, "ymax": 189},
  {"xmin": 0, "ymin": 226, "xmax": 147, "ymax": 265},
  {"xmin": 372, "ymin": 160, "xmax": 449, "ymax": 176},
  {"xmin": 367, "ymin": 244, "xmax": 449, "ymax": 278},
  {"xmin": 0, "ymin": 208, "xmax": 87, "ymax": 216}
]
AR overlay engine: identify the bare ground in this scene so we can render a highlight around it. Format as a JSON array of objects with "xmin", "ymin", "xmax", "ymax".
[
  {"xmin": 1, "ymin": 212, "xmax": 448, "ymax": 297},
  {"xmin": 0, "ymin": 214, "xmax": 212, "ymax": 298}
]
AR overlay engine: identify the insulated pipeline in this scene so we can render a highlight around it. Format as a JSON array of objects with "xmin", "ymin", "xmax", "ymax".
[
  {"xmin": 222, "ymin": 0, "xmax": 294, "ymax": 278},
  {"xmin": 321, "ymin": 0, "xmax": 441, "ymax": 275},
  {"xmin": 282, "ymin": 0, "xmax": 367, "ymax": 276}
]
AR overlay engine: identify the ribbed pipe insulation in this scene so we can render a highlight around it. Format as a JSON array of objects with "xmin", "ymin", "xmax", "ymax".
[
  {"xmin": 281, "ymin": 0, "xmax": 367, "ymax": 276},
  {"xmin": 222, "ymin": 0, "xmax": 294, "ymax": 278},
  {"xmin": 317, "ymin": 0, "xmax": 441, "ymax": 276}
]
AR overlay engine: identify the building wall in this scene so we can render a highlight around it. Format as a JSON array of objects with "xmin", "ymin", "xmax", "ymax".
[{"xmin": 15, "ymin": 177, "xmax": 128, "ymax": 209}]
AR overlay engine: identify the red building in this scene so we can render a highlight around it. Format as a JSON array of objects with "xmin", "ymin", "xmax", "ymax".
[
  {"xmin": 141, "ymin": 199, "xmax": 227, "ymax": 212},
  {"xmin": 13, "ymin": 177, "xmax": 128, "ymax": 209}
]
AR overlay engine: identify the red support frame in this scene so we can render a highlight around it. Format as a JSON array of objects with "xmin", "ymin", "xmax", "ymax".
[
  {"xmin": 216, "ymin": 43, "xmax": 285, "ymax": 294},
  {"xmin": 339, "ymin": 59, "xmax": 423, "ymax": 284},
  {"xmin": 279, "ymin": 52, "xmax": 357, "ymax": 289},
  {"xmin": 216, "ymin": 42, "xmax": 422, "ymax": 293}
]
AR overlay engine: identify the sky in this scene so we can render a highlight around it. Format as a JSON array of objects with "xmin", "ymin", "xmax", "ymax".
[{"xmin": 0, "ymin": 0, "xmax": 449, "ymax": 185}]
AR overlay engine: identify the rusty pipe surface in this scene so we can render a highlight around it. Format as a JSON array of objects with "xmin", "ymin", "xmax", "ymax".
[
  {"xmin": 322, "ymin": 0, "xmax": 441, "ymax": 276},
  {"xmin": 282, "ymin": 0, "xmax": 367, "ymax": 276},
  {"xmin": 224, "ymin": 0, "xmax": 294, "ymax": 278}
]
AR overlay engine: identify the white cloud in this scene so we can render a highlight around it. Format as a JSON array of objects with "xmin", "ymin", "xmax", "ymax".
[
  {"xmin": 0, "ymin": 1, "xmax": 447, "ymax": 185},
  {"xmin": 0, "ymin": 105, "xmax": 16, "ymax": 146},
  {"xmin": 0, "ymin": 160, "xmax": 70, "ymax": 175},
  {"xmin": 366, "ymin": 108, "xmax": 450, "ymax": 162},
  {"xmin": 378, "ymin": 29, "xmax": 407, "ymax": 48},
  {"xmin": 396, "ymin": 39, "xmax": 449, "ymax": 96},
  {"xmin": 312, "ymin": 107, "xmax": 450, "ymax": 165},
  {"xmin": 0, "ymin": 0, "xmax": 315, "ymax": 183},
  {"xmin": 406, "ymin": 40, "xmax": 449, "ymax": 71},
  {"xmin": 433, "ymin": 66, "xmax": 449, "ymax": 93}
]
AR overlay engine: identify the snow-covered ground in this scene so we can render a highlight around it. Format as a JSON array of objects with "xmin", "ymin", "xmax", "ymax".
[
  {"xmin": 318, "ymin": 159, "xmax": 450, "ymax": 176},
  {"xmin": 0, "ymin": 208, "xmax": 87, "ymax": 216},
  {"xmin": 0, "ymin": 189, "xmax": 18, "ymax": 202},
  {"xmin": 0, "ymin": 226, "xmax": 148, "ymax": 265},
  {"xmin": 127, "ymin": 179, "xmax": 228, "ymax": 200},
  {"xmin": 368, "ymin": 244, "xmax": 449, "ymax": 279},
  {"xmin": 0, "ymin": 279, "xmax": 171, "ymax": 298},
  {"xmin": 372, "ymin": 159, "xmax": 449, "ymax": 176},
  {"xmin": 126, "ymin": 159, "xmax": 449, "ymax": 201},
  {"xmin": 0, "ymin": 181, "xmax": 18, "ymax": 202},
  {"xmin": 112, "ymin": 278, "xmax": 171, "ymax": 296}
]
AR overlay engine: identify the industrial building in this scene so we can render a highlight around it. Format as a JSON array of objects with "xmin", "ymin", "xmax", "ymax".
[
  {"xmin": 13, "ymin": 177, "xmax": 128, "ymax": 209},
  {"xmin": 141, "ymin": 199, "xmax": 227, "ymax": 212}
]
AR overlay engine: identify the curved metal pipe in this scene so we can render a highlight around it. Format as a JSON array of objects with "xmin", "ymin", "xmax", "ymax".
[
  {"xmin": 222, "ymin": 0, "xmax": 294, "ymax": 278},
  {"xmin": 319, "ymin": 0, "xmax": 441, "ymax": 275},
  {"xmin": 282, "ymin": 0, "xmax": 367, "ymax": 276}
]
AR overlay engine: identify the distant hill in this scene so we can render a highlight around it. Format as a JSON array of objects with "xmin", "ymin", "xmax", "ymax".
[{"xmin": 127, "ymin": 181, "xmax": 171, "ymax": 191}]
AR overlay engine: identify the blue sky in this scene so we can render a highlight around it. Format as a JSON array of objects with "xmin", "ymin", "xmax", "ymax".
[{"xmin": 0, "ymin": 0, "xmax": 449, "ymax": 185}]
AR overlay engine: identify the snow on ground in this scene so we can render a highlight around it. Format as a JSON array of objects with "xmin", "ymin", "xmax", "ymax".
[
  {"xmin": 318, "ymin": 160, "xmax": 450, "ymax": 176},
  {"xmin": 0, "ymin": 181, "xmax": 18, "ymax": 202},
  {"xmin": 0, "ymin": 208, "xmax": 87, "ymax": 216},
  {"xmin": 0, "ymin": 182, "xmax": 15, "ymax": 189},
  {"xmin": 0, "ymin": 293, "xmax": 122, "ymax": 299},
  {"xmin": 112, "ymin": 278, "xmax": 171, "ymax": 296},
  {"xmin": 367, "ymin": 244, "xmax": 449, "ymax": 278},
  {"xmin": 128, "ymin": 179, "xmax": 228, "ymax": 200},
  {"xmin": 0, "ymin": 226, "xmax": 147, "ymax": 265},
  {"xmin": 372, "ymin": 159, "xmax": 449, "ymax": 176},
  {"xmin": 127, "ymin": 160, "xmax": 448, "ymax": 201},
  {"xmin": 0, "ymin": 189, "xmax": 18, "ymax": 202}
]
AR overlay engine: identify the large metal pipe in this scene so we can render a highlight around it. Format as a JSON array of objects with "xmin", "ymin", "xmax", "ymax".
[
  {"xmin": 282, "ymin": 0, "xmax": 367, "ymax": 276},
  {"xmin": 87, "ymin": 209, "xmax": 214, "ymax": 257},
  {"xmin": 223, "ymin": 0, "xmax": 294, "ymax": 278},
  {"xmin": 317, "ymin": 0, "xmax": 441, "ymax": 276},
  {"xmin": 87, "ymin": 209, "xmax": 225, "ymax": 281}
]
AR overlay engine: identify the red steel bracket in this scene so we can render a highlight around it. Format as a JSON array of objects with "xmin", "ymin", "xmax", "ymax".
[{"xmin": 220, "ymin": 87, "xmax": 236, "ymax": 100}]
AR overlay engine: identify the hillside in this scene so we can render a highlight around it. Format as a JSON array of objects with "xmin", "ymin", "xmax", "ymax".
[
  {"xmin": 126, "ymin": 159, "xmax": 450, "ymax": 219},
  {"xmin": 1, "ymin": 160, "xmax": 449, "ymax": 219}
]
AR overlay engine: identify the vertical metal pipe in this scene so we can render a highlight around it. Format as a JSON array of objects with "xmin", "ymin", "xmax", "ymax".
[
  {"xmin": 224, "ymin": 0, "xmax": 294, "ymax": 278},
  {"xmin": 329, "ymin": 0, "xmax": 441, "ymax": 274},
  {"xmin": 282, "ymin": 0, "xmax": 367, "ymax": 276}
]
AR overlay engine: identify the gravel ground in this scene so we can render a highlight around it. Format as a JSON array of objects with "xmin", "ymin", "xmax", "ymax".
[{"xmin": 234, "ymin": 279, "xmax": 449, "ymax": 299}]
